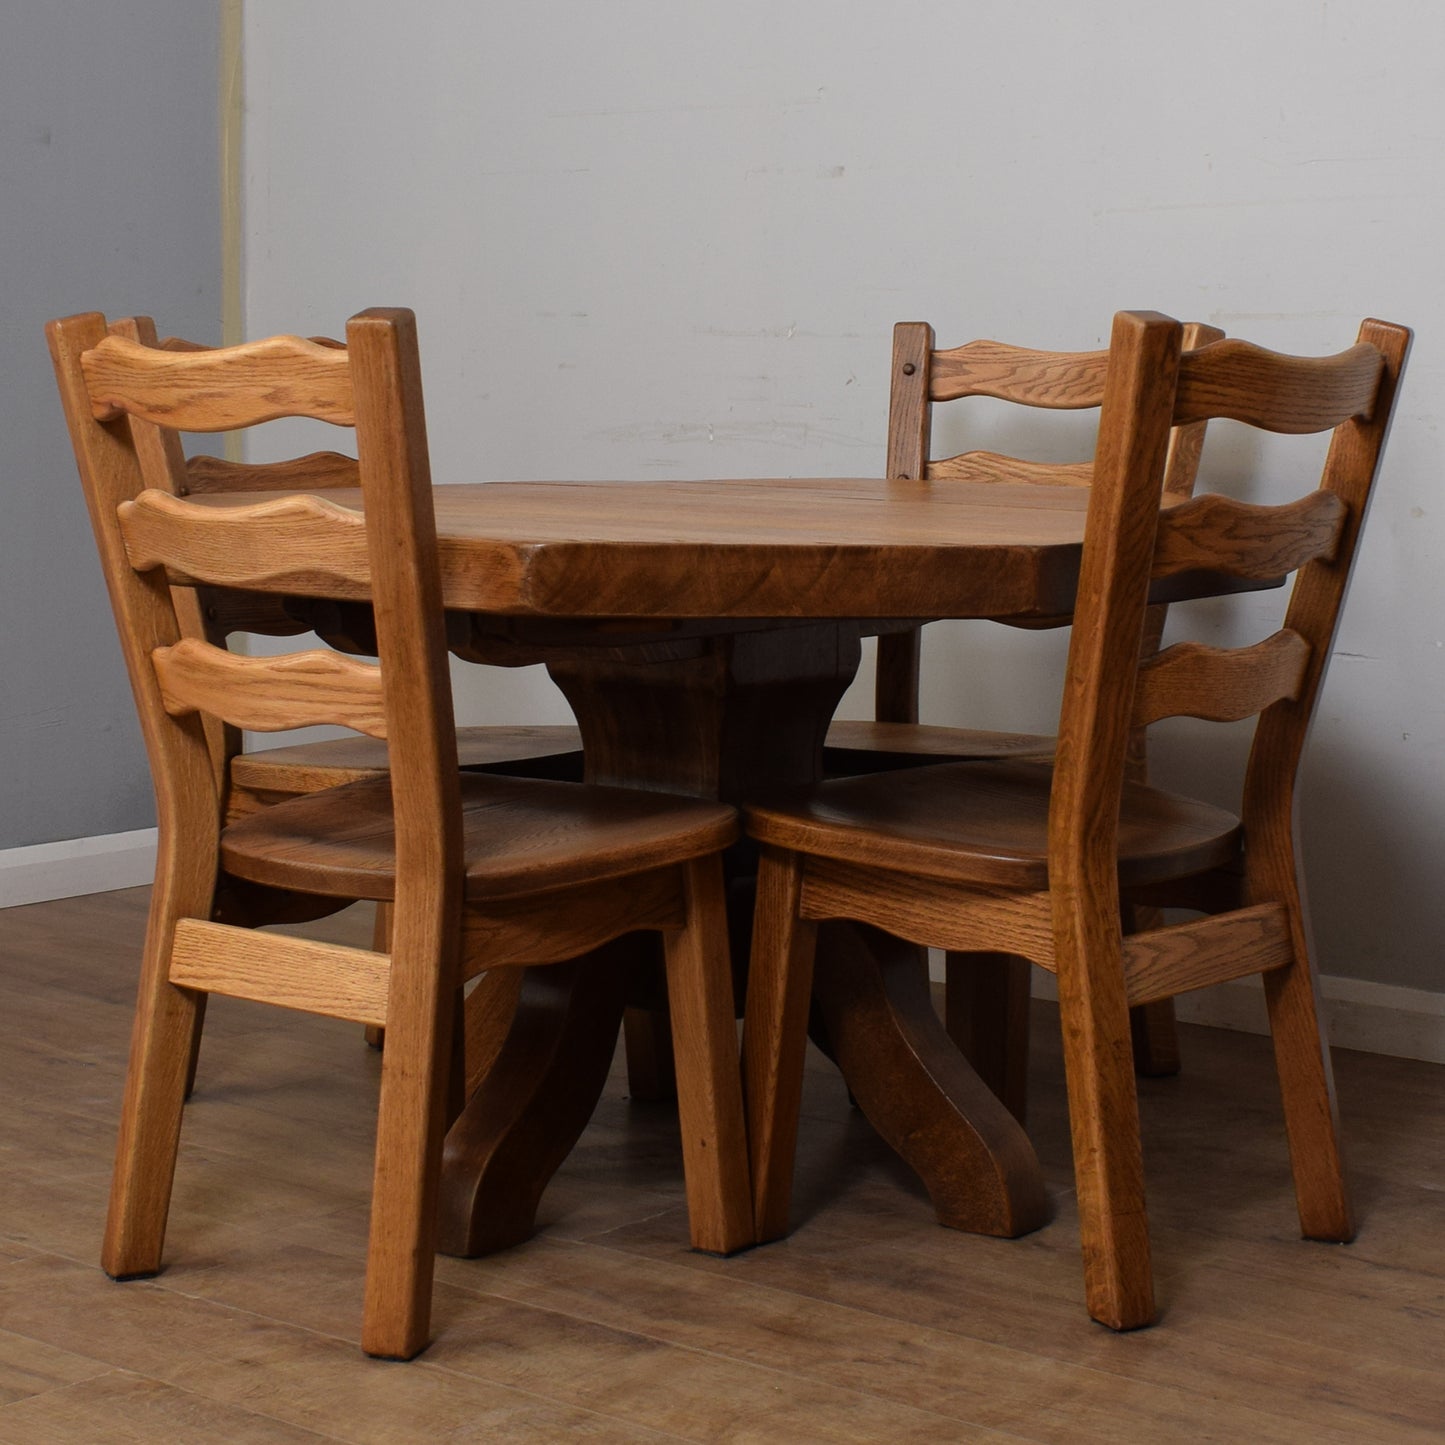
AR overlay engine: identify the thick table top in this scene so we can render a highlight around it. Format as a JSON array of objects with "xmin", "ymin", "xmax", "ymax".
[
  {"xmin": 333, "ymin": 477, "xmax": 1106, "ymax": 620},
  {"xmin": 203, "ymin": 476, "xmax": 1211, "ymax": 620}
]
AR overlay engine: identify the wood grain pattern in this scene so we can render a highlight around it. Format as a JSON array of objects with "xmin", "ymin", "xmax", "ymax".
[
  {"xmin": 928, "ymin": 452, "xmax": 1094, "ymax": 486},
  {"xmin": 929, "ymin": 339, "xmax": 1109, "ymax": 407},
  {"xmin": 1131, "ymin": 630, "xmax": 1311, "ymax": 727},
  {"xmin": 1121, "ymin": 905, "xmax": 1293, "ymax": 1007},
  {"xmin": 659, "ymin": 857, "xmax": 755, "ymax": 1254},
  {"xmin": 168, "ymin": 919, "xmax": 392, "ymax": 1026},
  {"xmin": 1174, "ymin": 338, "xmax": 1384, "ymax": 432},
  {"xmin": 1152, "ymin": 490, "xmax": 1346, "ymax": 580},
  {"xmin": 459, "ymin": 867, "xmax": 686, "ymax": 974},
  {"xmin": 119, "ymin": 489, "xmax": 371, "ymax": 595},
  {"xmin": 152, "ymin": 638, "xmax": 388, "ymax": 738},
  {"xmin": 801, "ymin": 858, "xmax": 1055, "ymax": 962},
  {"xmin": 228, "ymin": 724, "xmax": 583, "ymax": 810},
  {"xmin": 82, "ymin": 331, "xmax": 355, "ymax": 429},
  {"xmin": 184, "ymin": 449, "xmax": 359, "ymax": 494}
]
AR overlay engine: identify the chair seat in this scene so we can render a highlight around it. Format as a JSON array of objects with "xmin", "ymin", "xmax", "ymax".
[
  {"xmin": 747, "ymin": 760, "xmax": 1241, "ymax": 891},
  {"xmin": 229, "ymin": 723, "xmax": 584, "ymax": 797},
  {"xmin": 222, "ymin": 772, "xmax": 736, "ymax": 902},
  {"xmin": 823, "ymin": 718, "xmax": 1054, "ymax": 771}
]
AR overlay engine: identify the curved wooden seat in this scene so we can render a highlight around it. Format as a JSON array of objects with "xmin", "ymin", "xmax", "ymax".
[
  {"xmin": 749, "ymin": 760, "xmax": 1240, "ymax": 891},
  {"xmin": 223, "ymin": 772, "xmax": 736, "ymax": 902},
  {"xmin": 229, "ymin": 722, "xmax": 584, "ymax": 800},
  {"xmin": 823, "ymin": 719, "xmax": 1053, "ymax": 772}
]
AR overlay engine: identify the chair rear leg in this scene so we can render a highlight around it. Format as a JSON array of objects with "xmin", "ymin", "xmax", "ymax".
[
  {"xmin": 361, "ymin": 916, "xmax": 456, "ymax": 1360},
  {"xmin": 365, "ymin": 901, "xmax": 392, "ymax": 1049},
  {"xmin": 742, "ymin": 847, "xmax": 819, "ymax": 1243},
  {"xmin": 944, "ymin": 952, "xmax": 1031, "ymax": 1123},
  {"xmin": 1055, "ymin": 926, "xmax": 1155, "ymax": 1330},
  {"xmin": 1124, "ymin": 905, "xmax": 1181, "ymax": 1077},
  {"xmin": 103, "ymin": 887, "xmax": 206, "ymax": 1280},
  {"xmin": 1263, "ymin": 913, "xmax": 1352, "ymax": 1242},
  {"xmin": 662, "ymin": 856, "xmax": 753, "ymax": 1255}
]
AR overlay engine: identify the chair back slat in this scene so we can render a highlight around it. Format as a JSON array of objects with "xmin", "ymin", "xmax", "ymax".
[
  {"xmin": 927, "ymin": 452, "xmax": 1093, "ymax": 487},
  {"xmin": 153, "ymin": 638, "xmax": 388, "ymax": 738},
  {"xmin": 185, "ymin": 450, "xmax": 360, "ymax": 495},
  {"xmin": 879, "ymin": 320, "xmax": 1223, "ymax": 724},
  {"xmin": 1174, "ymin": 338, "xmax": 1384, "ymax": 432},
  {"xmin": 929, "ymin": 340, "xmax": 1109, "ymax": 407},
  {"xmin": 81, "ymin": 332, "xmax": 355, "ymax": 430},
  {"xmin": 1151, "ymin": 491, "xmax": 1346, "ymax": 582},
  {"xmin": 1131, "ymin": 630, "xmax": 1311, "ymax": 728},
  {"xmin": 118, "ymin": 490, "xmax": 371, "ymax": 597},
  {"xmin": 1042, "ymin": 312, "xmax": 1408, "ymax": 910}
]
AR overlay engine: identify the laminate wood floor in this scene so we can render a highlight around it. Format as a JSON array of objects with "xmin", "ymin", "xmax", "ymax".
[{"xmin": 0, "ymin": 887, "xmax": 1440, "ymax": 1442}]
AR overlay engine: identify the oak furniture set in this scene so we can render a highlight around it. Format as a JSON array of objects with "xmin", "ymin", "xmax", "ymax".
[{"xmin": 45, "ymin": 302, "xmax": 1408, "ymax": 1356}]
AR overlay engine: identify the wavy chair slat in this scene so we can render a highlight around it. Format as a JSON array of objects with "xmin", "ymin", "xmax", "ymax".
[
  {"xmin": 927, "ymin": 452, "xmax": 1094, "ymax": 486},
  {"xmin": 152, "ymin": 637, "xmax": 388, "ymax": 738},
  {"xmin": 929, "ymin": 339, "xmax": 1110, "ymax": 407},
  {"xmin": 1131, "ymin": 630, "xmax": 1311, "ymax": 727},
  {"xmin": 185, "ymin": 450, "xmax": 360, "ymax": 494},
  {"xmin": 1151, "ymin": 491, "xmax": 1346, "ymax": 581},
  {"xmin": 1174, "ymin": 338, "xmax": 1385, "ymax": 432},
  {"xmin": 82, "ymin": 332, "xmax": 355, "ymax": 430},
  {"xmin": 119, "ymin": 488, "xmax": 371, "ymax": 595}
]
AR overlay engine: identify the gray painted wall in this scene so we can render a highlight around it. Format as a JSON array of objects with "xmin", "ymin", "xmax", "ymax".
[{"xmin": 0, "ymin": 1, "xmax": 221, "ymax": 848}]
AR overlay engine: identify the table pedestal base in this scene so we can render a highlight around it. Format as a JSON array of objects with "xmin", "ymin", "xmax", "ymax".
[{"xmin": 437, "ymin": 622, "xmax": 1050, "ymax": 1255}]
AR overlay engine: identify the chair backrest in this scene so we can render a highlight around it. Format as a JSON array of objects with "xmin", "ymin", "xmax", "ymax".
[
  {"xmin": 45, "ymin": 308, "xmax": 462, "ymax": 909},
  {"xmin": 1049, "ymin": 310, "xmax": 1410, "ymax": 910},
  {"xmin": 877, "ymin": 318, "xmax": 1223, "ymax": 724}
]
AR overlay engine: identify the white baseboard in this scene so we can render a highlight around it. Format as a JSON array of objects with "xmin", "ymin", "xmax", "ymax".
[
  {"xmin": 932, "ymin": 951, "xmax": 1445, "ymax": 1066},
  {"xmin": 0, "ymin": 828, "xmax": 157, "ymax": 908}
]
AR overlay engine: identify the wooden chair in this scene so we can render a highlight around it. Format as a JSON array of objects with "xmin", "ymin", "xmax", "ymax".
[
  {"xmin": 47, "ymin": 307, "xmax": 753, "ymax": 1359},
  {"xmin": 824, "ymin": 319, "xmax": 1224, "ymax": 1111},
  {"xmin": 101, "ymin": 319, "xmax": 584, "ymax": 1061},
  {"xmin": 743, "ymin": 309, "xmax": 1409, "ymax": 1329}
]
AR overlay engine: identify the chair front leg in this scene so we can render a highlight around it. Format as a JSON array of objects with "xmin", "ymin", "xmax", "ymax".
[
  {"xmin": 361, "ymin": 903, "xmax": 457, "ymax": 1361},
  {"xmin": 662, "ymin": 856, "xmax": 754, "ymax": 1255},
  {"xmin": 1053, "ymin": 900, "xmax": 1154, "ymax": 1330},
  {"xmin": 103, "ymin": 853, "xmax": 213, "ymax": 1281},
  {"xmin": 742, "ymin": 846, "xmax": 819, "ymax": 1243}
]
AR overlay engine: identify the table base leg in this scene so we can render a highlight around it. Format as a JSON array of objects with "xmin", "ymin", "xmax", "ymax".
[
  {"xmin": 813, "ymin": 922, "xmax": 1051, "ymax": 1238},
  {"xmin": 437, "ymin": 941, "xmax": 632, "ymax": 1257}
]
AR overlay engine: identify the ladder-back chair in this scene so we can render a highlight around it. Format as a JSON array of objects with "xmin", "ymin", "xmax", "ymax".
[
  {"xmin": 47, "ymin": 307, "xmax": 752, "ymax": 1359},
  {"xmin": 107, "ymin": 318, "xmax": 585, "ymax": 1060},
  {"xmin": 743, "ymin": 309, "xmax": 1409, "ymax": 1329},
  {"xmin": 829, "ymin": 318, "xmax": 1223, "ymax": 1109}
]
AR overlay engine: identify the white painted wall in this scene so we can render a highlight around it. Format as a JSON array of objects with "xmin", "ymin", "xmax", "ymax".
[{"xmin": 242, "ymin": 1, "xmax": 1445, "ymax": 993}]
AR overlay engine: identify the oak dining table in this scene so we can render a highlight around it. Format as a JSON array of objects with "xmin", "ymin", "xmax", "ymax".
[{"xmin": 232, "ymin": 474, "xmax": 1232, "ymax": 1257}]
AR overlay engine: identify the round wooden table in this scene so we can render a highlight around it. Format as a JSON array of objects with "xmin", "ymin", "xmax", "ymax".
[{"xmin": 252, "ymin": 477, "xmax": 1238, "ymax": 1255}]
